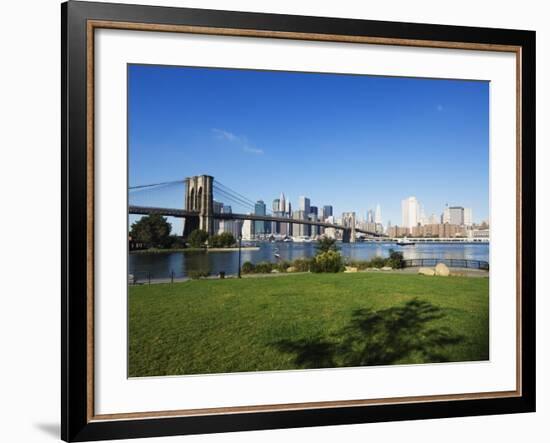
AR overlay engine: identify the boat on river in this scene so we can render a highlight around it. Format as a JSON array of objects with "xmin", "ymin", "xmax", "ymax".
[{"xmin": 396, "ymin": 237, "xmax": 415, "ymax": 246}]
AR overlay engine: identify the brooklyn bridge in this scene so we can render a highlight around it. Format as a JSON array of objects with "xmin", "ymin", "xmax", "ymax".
[{"xmin": 129, "ymin": 174, "xmax": 382, "ymax": 243}]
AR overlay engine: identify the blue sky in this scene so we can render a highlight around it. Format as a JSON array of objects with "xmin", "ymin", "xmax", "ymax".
[{"xmin": 128, "ymin": 64, "xmax": 489, "ymax": 227}]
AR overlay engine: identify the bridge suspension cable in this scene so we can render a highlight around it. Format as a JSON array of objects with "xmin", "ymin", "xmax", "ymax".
[
  {"xmin": 213, "ymin": 187, "xmax": 255, "ymax": 210},
  {"xmin": 129, "ymin": 179, "xmax": 185, "ymax": 192},
  {"xmin": 213, "ymin": 180, "xmax": 272, "ymax": 215}
]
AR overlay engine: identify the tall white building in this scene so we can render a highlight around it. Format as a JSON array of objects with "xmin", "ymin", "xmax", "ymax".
[
  {"xmin": 375, "ymin": 204, "xmax": 382, "ymax": 224},
  {"xmin": 442, "ymin": 205, "xmax": 451, "ymax": 224},
  {"xmin": 463, "ymin": 208, "xmax": 473, "ymax": 226},
  {"xmin": 401, "ymin": 196, "xmax": 420, "ymax": 228},
  {"xmin": 279, "ymin": 192, "xmax": 286, "ymax": 213},
  {"xmin": 241, "ymin": 218, "xmax": 254, "ymax": 240}
]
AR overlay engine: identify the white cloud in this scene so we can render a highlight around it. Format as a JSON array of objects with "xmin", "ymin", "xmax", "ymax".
[
  {"xmin": 242, "ymin": 145, "xmax": 264, "ymax": 154},
  {"xmin": 211, "ymin": 128, "xmax": 264, "ymax": 155},
  {"xmin": 212, "ymin": 128, "xmax": 237, "ymax": 141}
]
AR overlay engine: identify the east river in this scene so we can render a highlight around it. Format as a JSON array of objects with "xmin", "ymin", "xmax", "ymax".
[{"xmin": 129, "ymin": 242, "xmax": 489, "ymax": 280}]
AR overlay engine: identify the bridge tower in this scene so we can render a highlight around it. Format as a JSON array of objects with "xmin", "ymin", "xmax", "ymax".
[
  {"xmin": 184, "ymin": 175, "xmax": 214, "ymax": 237},
  {"xmin": 341, "ymin": 212, "xmax": 357, "ymax": 243}
]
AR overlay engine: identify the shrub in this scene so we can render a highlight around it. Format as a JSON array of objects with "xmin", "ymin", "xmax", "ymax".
[
  {"xmin": 311, "ymin": 251, "xmax": 344, "ymax": 273},
  {"xmin": 255, "ymin": 262, "xmax": 274, "ymax": 274},
  {"xmin": 241, "ymin": 261, "xmax": 255, "ymax": 274},
  {"xmin": 276, "ymin": 260, "xmax": 291, "ymax": 272},
  {"xmin": 369, "ymin": 256, "xmax": 386, "ymax": 269},
  {"xmin": 187, "ymin": 270, "xmax": 209, "ymax": 279},
  {"xmin": 348, "ymin": 260, "xmax": 371, "ymax": 270},
  {"xmin": 385, "ymin": 249, "xmax": 405, "ymax": 269},
  {"xmin": 292, "ymin": 258, "xmax": 313, "ymax": 272}
]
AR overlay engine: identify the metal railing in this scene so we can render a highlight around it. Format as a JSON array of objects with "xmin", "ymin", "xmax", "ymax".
[{"xmin": 402, "ymin": 258, "xmax": 489, "ymax": 270}]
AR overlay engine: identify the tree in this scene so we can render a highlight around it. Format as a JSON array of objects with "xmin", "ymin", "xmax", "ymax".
[
  {"xmin": 209, "ymin": 232, "xmax": 236, "ymax": 248},
  {"xmin": 316, "ymin": 237, "xmax": 339, "ymax": 254},
  {"xmin": 188, "ymin": 229, "xmax": 209, "ymax": 248},
  {"xmin": 385, "ymin": 249, "xmax": 405, "ymax": 269},
  {"xmin": 129, "ymin": 214, "xmax": 171, "ymax": 248}
]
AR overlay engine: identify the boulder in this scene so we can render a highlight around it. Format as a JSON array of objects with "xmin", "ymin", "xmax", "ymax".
[
  {"xmin": 418, "ymin": 267, "xmax": 435, "ymax": 276},
  {"xmin": 344, "ymin": 266, "xmax": 358, "ymax": 273},
  {"xmin": 286, "ymin": 266, "xmax": 296, "ymax": 273},
  {"xmin": 435, "ymin": 263, "xmax": 450, "ymax": 276},
  {"xmin": 381, "ymin": 266, "xmax": 392, "ymax": 271}
]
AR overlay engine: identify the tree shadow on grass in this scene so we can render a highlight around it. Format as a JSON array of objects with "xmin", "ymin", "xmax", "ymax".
[{"xmin": 272, "ymin": 299, "xmax": 465, "ymax": 369}]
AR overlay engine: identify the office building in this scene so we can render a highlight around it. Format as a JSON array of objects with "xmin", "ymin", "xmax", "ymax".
[
  {"xmin": 463, "ymin": 208, "xmax": 473, "ymax": 227},
  {"xmin": 241, "ymin": 218, "xmax": 254, "ymax": 240},
  {"xmin": 366, "ymin": 209, "xmax": 374, "ymax": 223},
  {"xmin": 449, "ymin": 206, "xmax": 464, "ymax": 225},
  {"xmin": 375, "ymin": 204, "xmax": 382, "ymax": 224},
  {"xmin": 299, "ymin": 196, "xmax": 310, "ymax": 216},
  {"xmin": 254, "ymin": 200, "xmax": 266, "ymax": 237},
  {"xmin": 401, "ymin": 196, "xmax": 420, "ymax": 228},
  {"xmin": 293, "ymin": 210, "xmax": 308, "ymax": 237}
]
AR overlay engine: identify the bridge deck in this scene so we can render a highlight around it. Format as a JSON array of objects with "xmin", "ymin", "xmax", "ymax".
[{"xmin": 128, "ymin": 205, "xmax": 380, "ymax": 237}]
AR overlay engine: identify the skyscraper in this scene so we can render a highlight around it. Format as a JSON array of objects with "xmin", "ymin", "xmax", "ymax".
[
  {"xmin": 299, "ymin": 196, "xmax": 310, "ymax": 215},
  {"xmin": 241, "ymin": 217, "xmax": 254, "ymax": 240},
  {"xmin": 272, "ymin": 198, "xmax": 280, "ymax": 213},
  {"xmin": 401, "ymin": 196, "xmax": 420, "ymax": 228},
  {"xmin": 463, "ymin": 208, "xmax": 473, "ymax": 226},
  {"xmin": 449, "ymin": 206, "xmax": 464, "ymax": 225},
  {"xmin": 279, "ymin": 193, "xmax": 286, "ymax": 213},
  {"xmin": 366, "ymin": 209, "xmax": 374, "ymax": 223},
  {"xmin": 375, "ymin": 204, "xmax": 382, "ymax": 224},
  {"xmin": 322, "ymin": 205, "xmax": 333, "ymax": 221},
  {"xmin": 254, "ymin": 200, "xmax": 266, "ymax": 237},
  {"xmin": 442, "ymin": 204, "xmax": 450, "ymax": 224},
  {"xmin": 293, "ymin": 210, "xmax": 307, "ymax": 237}
]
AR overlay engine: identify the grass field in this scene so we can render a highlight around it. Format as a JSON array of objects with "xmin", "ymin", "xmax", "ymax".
[{"xmin": 128, "ymin": 273, "xmax": 489, "ymax": 377}]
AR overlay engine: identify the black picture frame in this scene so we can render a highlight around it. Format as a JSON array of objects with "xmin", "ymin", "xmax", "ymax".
[{"xmin": 62, "ymin": 1, "xmax": 536, "ymax": 441}]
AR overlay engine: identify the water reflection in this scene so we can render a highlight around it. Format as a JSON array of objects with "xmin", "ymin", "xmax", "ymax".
[{"xmin": 129, "ymin": 242, "xmax": 489, "ymax": 279}]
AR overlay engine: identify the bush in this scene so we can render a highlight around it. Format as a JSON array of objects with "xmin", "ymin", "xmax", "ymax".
[
  {"xmin": 187, "ymin": 270, "xmax": 209, "ymax": 279},
  {"xmin": 187, "ymin": 229, "xmax": 209, "ymax": 248},
  {"xmin": 292, "ymin": 258, "xmax": 313, "ymax": 272},
  {"xmin": 311, "ymin": 251, "xmax": 344, "ymax": 273},
  {"xmin": 241, "ymin": 261, "xmax": 255, "ymax": 274},
  {"xmin": 369, "ymin": 256, "xmax": 387, "ymax": 269},
  {"xmin": 276, "ymin": 260, "xmax": 291, "ymax": 272},
  {"xmin": 255, "ymin": 262, "xmax": 274, "ymax": 274}
]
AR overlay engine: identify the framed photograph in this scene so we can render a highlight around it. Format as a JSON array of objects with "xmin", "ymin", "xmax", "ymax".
[{"xmin": 62, "ymin": 1, "xmax": 535, "ymax": 441}]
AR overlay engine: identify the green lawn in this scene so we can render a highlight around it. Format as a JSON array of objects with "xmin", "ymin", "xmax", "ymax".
[{"xmin": 128, "ymin": 273, "xmax": 489, "ymax": 377}]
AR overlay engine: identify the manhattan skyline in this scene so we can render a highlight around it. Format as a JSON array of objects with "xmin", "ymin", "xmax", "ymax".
[{"xmin": 129, "ymin": 64, "xmax": 489, "ymax": 226}]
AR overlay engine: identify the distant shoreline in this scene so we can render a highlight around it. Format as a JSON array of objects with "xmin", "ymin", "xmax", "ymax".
[{"xmin": 130, "ymin": 246, "xmax": 260, "ymax": 254}]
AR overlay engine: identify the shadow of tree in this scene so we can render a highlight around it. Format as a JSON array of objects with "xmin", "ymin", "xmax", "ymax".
[{"xmin": 273, "ymin": 299, "xmax": 464, "ymax": 369}]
